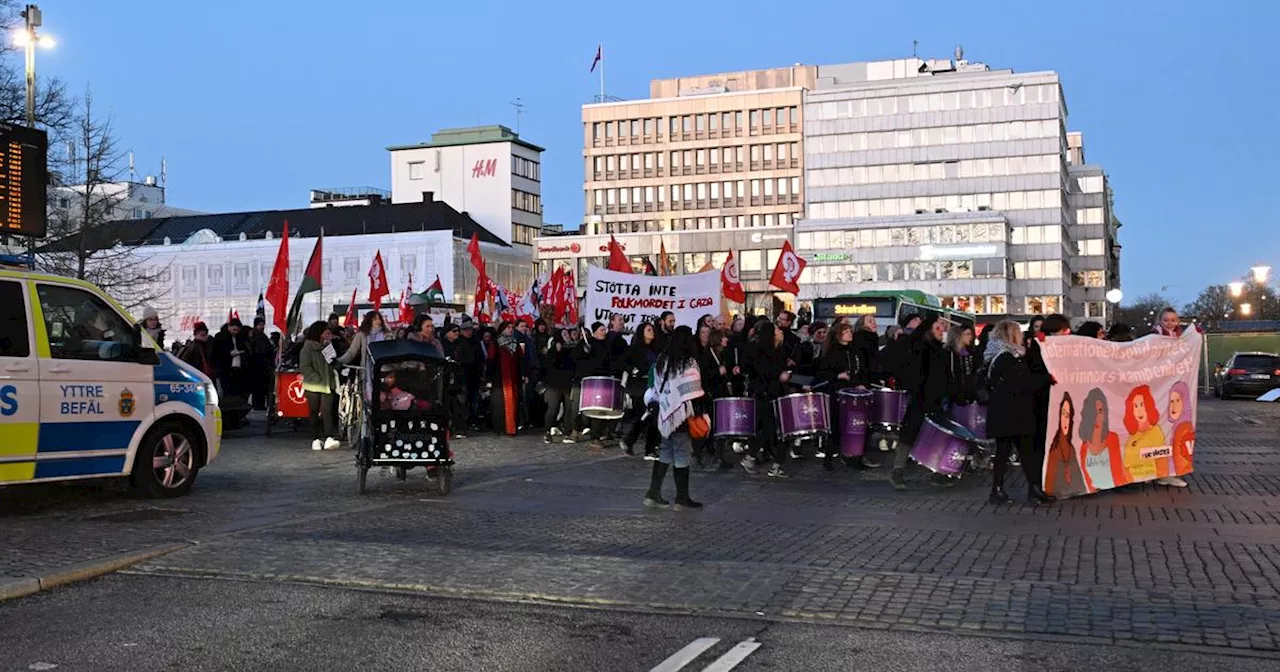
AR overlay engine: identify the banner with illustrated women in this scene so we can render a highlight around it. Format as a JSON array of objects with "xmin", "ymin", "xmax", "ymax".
[{"xmin": 1038, "ymin": 329, "xmax": 1201, "ymax": 498}]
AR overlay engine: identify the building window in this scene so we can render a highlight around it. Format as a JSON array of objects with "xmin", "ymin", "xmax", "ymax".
[{"xmin": 408, "ymin": 161, "xmax": 424, "ymax": 180}]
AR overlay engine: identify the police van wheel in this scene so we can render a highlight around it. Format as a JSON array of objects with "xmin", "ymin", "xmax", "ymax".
[{"xmin": 131, "ymin": 422, "xmax": 199, "ymax": 499}]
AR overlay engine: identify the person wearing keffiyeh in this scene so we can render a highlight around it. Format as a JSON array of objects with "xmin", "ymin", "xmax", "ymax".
[
  {"xmin": 983, "ymin": 320, "xmax": 1052, "ymax": 505},
  {"xmin": 643, "ymin": 326, "xmax": 708, "ymax": 511},
  {"xmin": 489, "ymin": 321, "xmax": 524, "ymax": 436}
]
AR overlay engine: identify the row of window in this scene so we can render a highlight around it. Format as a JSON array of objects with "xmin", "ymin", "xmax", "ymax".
[
  {"xmin": 589, "ymin": 142, "xmax": 800, "ymax": 176},
  {"xmin": 1012, "ymin": 260, "xmax": 1064, "ymax": 279},
  {"xmin": 591, "ymin": 211, "xmax": 802, "ymax": 235},
  {"xmin": 512, "ymin": 156, "xmax": 541, "ymax": 182},
  {"xmin": 939, "ymin": 295, "xmax": 1009, "ymax": 316},
  {"xmin": 511, "ymin": 189, "xmax": 542, "ymax": 215},
  {"xmin": 805, "ymin": 259, "xmax": 1007, "ymax": 285},
  {"xmin": 170, "ymin": 256, "xmax": 422, "ymax": 291},
  {"xmin": 1073, "ymin": 207, "xmax": 1106, "ymax": 225},
  {"xmin": 1024, "ymin": 295, "xmax": 1063, "ymax": 315},
  {"xmin": 1074, "ymin": 175, "xmax": 1104, "ymax": 194},
  {"xmin": 807, "ymin": 84, "xmax": 1061, "ymax": 121},
  {"xmin": 807, "ymin": 119, "xmax": 1062, "ymax": 155},
  {"xmin": 808, "ymin": 154, "xmax": 1063, "ymax": 187},
  {"xmin": 1077, "ymin": 239, "xmax": 1107, "ymax": 256},
  {"xmin": 591, "ymin": 177, "xmax": 803, "ymax": 207},
  {"xmin": 589, "ymin": 107, "xmax": 801, "ymax": 142},
  {"xmin": 798, "ymin": 222, "xmax": 1008, "ymax": 251},
  {"xmin": 1072, "ymin": 270, "xmax": 1106, "ymax": 288},
  {"xmin": 807, "ymin": 189, "xmax": 1065, "ymax": 220},
  {"xmin": 512, "ymin": 223, "xmax": 538, "ymax": 245}
]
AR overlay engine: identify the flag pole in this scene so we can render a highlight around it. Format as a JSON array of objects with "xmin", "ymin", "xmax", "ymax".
[
  {"xmin": 599, "ymin": 43, "xmax": 605, "ymax": 101},
  {"xmin": 317, "ymin": 227, "xmax": 324, "ymax": 325}
]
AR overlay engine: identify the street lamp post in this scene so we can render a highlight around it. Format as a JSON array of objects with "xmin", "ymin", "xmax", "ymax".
[
  {"xmin": 15, "ymin": 4, "xmax": 54, "ymax": 128},
  {"xmin": 1252, "ymin": 265, "xmax": 1272, "ymax": 285}
]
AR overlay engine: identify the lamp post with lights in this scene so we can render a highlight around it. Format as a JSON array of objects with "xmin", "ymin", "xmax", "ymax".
[{"xmin": 13, "ymin": 4, "xmax": 55, "ymax": 128}]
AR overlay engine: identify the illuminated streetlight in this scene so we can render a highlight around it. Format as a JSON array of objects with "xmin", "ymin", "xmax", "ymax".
[
  {"xmin": 1228, "ymin": 281, "xmax": 1245, "ymax": 297},
  {"xmin": 1240, "ymin": 303, "xmax": 1253, "ymax": 317},
  {"xmin": 1105, "ymin": 288, "xmax": 1123, "ymax": 304},
  {"xmin": 1252, "ymin": 265, "xmax": 1272, "ymax": 284},
  {"xmin": 14, "ymin": 4, "xmax": 55, "ymax": 128}
]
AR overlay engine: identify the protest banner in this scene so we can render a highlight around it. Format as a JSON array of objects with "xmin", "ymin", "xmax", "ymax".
[
  {"xmin": 584, "ymin": 266, "xmax": 721, "ymax": 335},
  {"xmin": 1039, "ymin": 329, "xmax": 1201, "ymax": 498}
]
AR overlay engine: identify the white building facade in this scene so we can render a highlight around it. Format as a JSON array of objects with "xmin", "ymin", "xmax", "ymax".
[{"xmin": 389, "ymin": 125, "xmax": 543, "ymax": 247}]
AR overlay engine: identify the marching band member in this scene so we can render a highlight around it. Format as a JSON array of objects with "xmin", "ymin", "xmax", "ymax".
[
  {"xmin": 571, "ymin": 321, "xmax": 613, "ymax": 449},
  {"xmin": 621, "ymin": 321, "xmax": 660, "ymax": 459},
  {"xmin": 741, "ymin": 321, "xmax": 791, "ymax": 479},
  {"xmin": 817, "ymin": 322, "xmax": 879, "ymax": 470},
  {"xmin": 851, "ymin": 315, "xmax": 883, "ymax": 385},
  {"xmin": 889, "ymin": 315, "xmax": 949, "ymax": 491}
]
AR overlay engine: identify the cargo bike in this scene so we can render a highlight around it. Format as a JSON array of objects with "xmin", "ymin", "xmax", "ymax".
[{"xmin": 355, "ymin": 339, "xmax": 456, "ymax": 495}]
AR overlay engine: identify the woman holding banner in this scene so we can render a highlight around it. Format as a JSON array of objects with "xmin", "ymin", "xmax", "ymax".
[{"xmin": 985, "ymin": 320, "xmax": 1053, "ymax": 504}]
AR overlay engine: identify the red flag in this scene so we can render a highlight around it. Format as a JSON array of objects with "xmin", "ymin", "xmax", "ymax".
[
  {"xmin": 343, "ymin": 288, "xmax": 357, "ymax": 327},
  {"xmin": 264, "ymin": 220, "xmax": 290, "ymax": 333},
  {"xmin": 467, "ymin": 232, "xmax": 489, "ymax": 305},
  {"xmin": 721, "ymin": 250, "xmax": 746, "ymax": 303},
  {"xmin": 590, "ymin": 44, "xmax": 602, "ymax": 73},
  {"xmin": 565, "ymin": 270, "xmax": 579, "ymax": 325},
  {"xmin": 367, "ymin": 251, "xmax": 390, "ymax": 305},
  {"xmin": 397, "ymin": 289, "xmax": 409, "ymax": 325},
  {"xmin": 606, "ymin": 235, "xmax": 631, "ymax": 273},
  {"xmin": 658, "ymin": 241, "xmax": 671, "ymax": 276},
  {"xmin": 227, "ymin": 308, "xmax": 239, "ymax": 324},
  {"xmin": 769, "ymin": 241, "xmax": 807, "ymax": 295}
]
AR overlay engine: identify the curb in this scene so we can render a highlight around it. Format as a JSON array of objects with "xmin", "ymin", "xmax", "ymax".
[{"xmin": 0, "ymin": 543, "xmax": 189, "ymax": 602}]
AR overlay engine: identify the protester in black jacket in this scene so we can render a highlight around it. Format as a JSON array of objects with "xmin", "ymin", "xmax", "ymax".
[
  {"xmin": 742, "ymin": 322, "xmax": 791, "ymax": 478},
  {"xmin": 211, "ymin": 319, "xmax": 251, "ymax": 400},
  {"xmin": 247, "ymin": 317, "xmax": 274, "ymax": 410},
  {"xmin": 984, "ymin": 320, "xmax": 1052, "ymax": 505},
  {"xmin": 817, "ymin": 322, "xmax": 879, "ymax": 470},
  {"xmin": 880, "ymin": 314, "xmax": 922, "ymax": 387},
  {"xmin": 851, "ymin": 315, "xmax": 883, "ymax": 384},
  {"xmin": 620, "ymin": 322, "xmax": 660, "ymax": 457},
  {"xmin": 571, "ymin": 322, "xmax": 613, "ymax": 446},
  {"xmin": 541, "ymin": 330, "xmax": 577, "ymax": 443},
  {"xmin": 889, "ymin": 315, "xmax": 949, "ymax": 491},
  {"xmin": 944, "ymin": 323, "xmax": 979, "ymax": 405}
]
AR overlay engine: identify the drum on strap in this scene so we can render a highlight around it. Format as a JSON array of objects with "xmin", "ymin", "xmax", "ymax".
[
  {"xmin": 580, "ymin": 376, "xmax": 624, "ymax": 420},
  {"xmin": 871, "ymin": 389, "xmax": 909, "ymax": 431},
  {"xmin": 774, "ymin": 392, "xmax": 831, "ymax": 441},
  {"xmin": 949, "ymin": 403, "xmax": 989, "ymax": 442},
  {"xmin": 837, "ymin": 389, "xmax": 872, "ymax": 457},
  {"xmin": 909, "ymin": 416, "xmax": 979, "ymax": 477},
  {"xmin": 713, "ymin": 397, "xmax": 756, "ymax": 439}
]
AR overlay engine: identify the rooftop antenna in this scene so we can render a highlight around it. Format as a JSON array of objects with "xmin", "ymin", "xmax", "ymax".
[
  {"xmin": 912, "ymin": 39, "xmax": 918, "ymax": 58},
  {"xmin": 510, "ymin": 97, "xmax": 524, "ymax": 133},
  {"xmin": 955, "ymin": 45, "xmax": 964, "ymax": 62},
  {"xmin": 128, "ymin": 152, "xmax": 137, "ymax": 182},
  {"xmin": 160, "ymin": 156, "xmax": 167, "ymax": 187}
]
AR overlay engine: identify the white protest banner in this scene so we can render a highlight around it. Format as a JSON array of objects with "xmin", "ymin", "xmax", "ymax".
[
  {"xmin": 1039, "ymin": 329, "xmax": 1201, "ymax": 498},
  {"xmin": 585, "ymin": 267, "xmax": 721, "ymax": 335}
]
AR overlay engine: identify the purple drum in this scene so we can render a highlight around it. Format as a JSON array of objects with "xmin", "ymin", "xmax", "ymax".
[
  {"xmin": 837, "ymin": 389, "xmax": 872, "ymax": 457},
  {"xmin": 872, "ymin": 389, "xmax": 909, "ymax": 430},
  {"xmin": 774, "ymin": 392, "xmax": 831, "ymax": 440},
  {"xmin": 949, "ymin": 403, "xmax": 989, "ymax": 441},
  {"xmin": 580, "ymin": 376, "xmax": 624, "ymax": 420},
  {"xmin": 714, "ymin": 397, "xmax": 756, "ymax": 438},
  {"xmin": 909, "ymin": 417, "xmax": 977, "ymax": 477}
]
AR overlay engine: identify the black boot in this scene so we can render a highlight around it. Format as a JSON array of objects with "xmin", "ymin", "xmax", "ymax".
[
  {"xmin": 1028, "ymin": 484, "xmax": 1053, "ymax": 504},
  {"xmin": 861, "ymin": 454, "xmax": 880, "ymax": 469},
  {"xmin": 989, "ymin": 457, "xmax": 1011, "ymax": 504},
  {"xmin": 673, "ymin": 467, "xmax": 702, "ymax": 510},
  {"xmin": 823, "ymin": 451, "xmax": 836, "ymax": 472},
  {"xmin": 644, "ymin": 461, "xmax": 669, "ymax": 507}
]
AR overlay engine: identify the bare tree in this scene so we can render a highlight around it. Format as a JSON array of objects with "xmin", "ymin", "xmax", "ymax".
[
  {"xmin": 35, "ymin": 92, "xmax": 168, "ymax": 310},
  {"xmin": 1112, "ymin": 292, "xmax": 1174, "ymax": 332}
]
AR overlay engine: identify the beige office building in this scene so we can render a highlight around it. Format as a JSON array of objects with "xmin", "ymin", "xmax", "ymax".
[{"xmin": 557, "ymin": 66, "xmax": 814, "ymax": 313}]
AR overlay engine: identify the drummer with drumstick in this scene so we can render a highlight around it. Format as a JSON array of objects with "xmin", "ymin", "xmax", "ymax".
[
  {"xmin": 571, "ymin": 321, "xmax": 614, "ymax": 449},
  {"xmin": 889, "ymin": 314, "xmax": 952, "ymax": 491},
  {"xmin": 817, "ymin": 322, "xmax": 880, "ymax": 471},
  {"xmin": 741, "ymin": 321, "xmax": 800, "ymax": 479}
]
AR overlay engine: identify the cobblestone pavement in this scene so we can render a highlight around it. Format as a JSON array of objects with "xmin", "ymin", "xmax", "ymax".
[{"xmin": 7, "ymin": 399, "xmax": 1280, "ymax": 656}]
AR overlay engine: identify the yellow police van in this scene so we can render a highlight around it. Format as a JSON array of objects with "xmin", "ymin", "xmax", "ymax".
[{"xmin": 0, "ymin": 266, "xmax": 221, "ymax": 497}]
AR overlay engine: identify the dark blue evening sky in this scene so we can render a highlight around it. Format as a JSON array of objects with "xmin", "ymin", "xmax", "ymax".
[{"xmin": 34, "ymin": 0, "xmax": 1276, "ymax": 303}]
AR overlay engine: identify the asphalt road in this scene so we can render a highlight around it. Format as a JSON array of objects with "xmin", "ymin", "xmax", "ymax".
[{"xmin": 2, "ymin": 574, "xmax": 1275, "ymax": 672}]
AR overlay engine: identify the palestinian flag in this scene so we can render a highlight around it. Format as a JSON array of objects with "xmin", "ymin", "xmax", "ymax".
[
  {"xmin": 424, "ymin": 275, "xmax": 445, "ymax": 303},
  {"xmin": 286, "ymin": 230, "xmax": 323, "ymax": 334}
]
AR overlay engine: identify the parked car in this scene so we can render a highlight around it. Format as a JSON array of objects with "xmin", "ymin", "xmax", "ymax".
[{"xmin": 1214, "ymin": 352, "xmax": 1280, "ymax": 399}]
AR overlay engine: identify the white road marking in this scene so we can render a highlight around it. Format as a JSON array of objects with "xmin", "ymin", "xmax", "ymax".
[
  {"xmin": 700, "ymin": 638, "xmax": 762, "ymax": 672},
  {"xmin": 649, "ymin": 637, "xmax": 720, "ymax": 672}
]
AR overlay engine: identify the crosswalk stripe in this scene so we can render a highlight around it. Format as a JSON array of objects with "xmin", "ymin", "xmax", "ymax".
[
  {"xmin": 700, "ymin": 638, "xmax": 761, "ymax": 672},
  {"xmin": 649, "ymin": 638, "xmax": 721, "ymax": 672}
]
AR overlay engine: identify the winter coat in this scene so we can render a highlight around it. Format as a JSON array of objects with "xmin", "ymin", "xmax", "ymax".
[
  {"xmin": 541, "ymin": 340, "xmax": 576, "ymax": 390},
  {"xmin": 986, "ymin": 351, "xmax": 1051, "ymax": 439},
  {"xmin": 574, "ymin": 337, "xmax": 613, "ymax": 379},
  {"xmin": 299, "ymin": 340, "xmax": 334, "ymax": 394},
  {"xmin": 816, "ymin": 342, "xmax": 867, "ymax": 393},
  {"xmin": 945, "ymin": 348, "xmax": 980, "ymax": 405}
]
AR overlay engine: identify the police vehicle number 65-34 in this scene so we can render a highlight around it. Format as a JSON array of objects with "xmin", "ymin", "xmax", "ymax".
[{"xmin": 0, "ymin": 267, "xmax": 222, "ymax": 497}]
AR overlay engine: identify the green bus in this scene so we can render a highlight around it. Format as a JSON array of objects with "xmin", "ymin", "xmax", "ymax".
[{"xmin": 811, "ymin": 290, "xmax": 976, "ymax": 335}]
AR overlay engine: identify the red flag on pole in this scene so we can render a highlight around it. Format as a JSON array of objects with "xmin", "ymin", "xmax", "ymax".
[
  {"xmin": 768, "ymin": 241, "xmax": 807, "ymax": 295},
  {"xmin": 264, "ymin": 220, "xmax": 290, "ymax": 333},
  {"xmin": 367, "ymin": 251, "xmax": 390, "ymax": 305},
  {"xmin": 590, "ymin": 44, "xmax": 602, "ymax": 73},
  {"xmin": 606, "ymin": 235, "xmax": 631, "ymax": 273},
  {"xmin": 565, "ymin": 270, "xmax": 579, "ymax": 325},
  {"xmin": 721, "ymin": 250, "xmax": 746, "ymax": 303},
  {"xmin": 658, "ymin": 241, "xmax": 671, "ymax": 276},
  {"xmin": 343, "ymin": 288, "xmax": 357, "ymax": 327}
]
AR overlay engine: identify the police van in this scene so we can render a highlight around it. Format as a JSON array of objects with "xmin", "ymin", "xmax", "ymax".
[{"xmin": 0, "ymin": 266, "xmax": 221, "ymax": 497}]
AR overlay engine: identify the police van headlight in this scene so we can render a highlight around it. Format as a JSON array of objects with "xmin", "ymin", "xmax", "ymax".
[{"xmin": 205, "ymin": 382, "xmax": 219, "ymax": 407}]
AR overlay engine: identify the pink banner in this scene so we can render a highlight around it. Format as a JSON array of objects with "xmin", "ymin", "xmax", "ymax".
[{"xmin": 1039, "ymin": 330, "xmax": 1201, "ymax": 498}]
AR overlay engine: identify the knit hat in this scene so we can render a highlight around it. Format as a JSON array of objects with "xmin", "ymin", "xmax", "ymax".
[{"xmin": 142, "ymin": 306, "xmax": 158, "ymax": 320}]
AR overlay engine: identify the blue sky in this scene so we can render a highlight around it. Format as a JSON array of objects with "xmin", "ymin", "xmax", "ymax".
[{"xmin": 35, "ymin": 0, "xmax": 1277, "ymax": 305}]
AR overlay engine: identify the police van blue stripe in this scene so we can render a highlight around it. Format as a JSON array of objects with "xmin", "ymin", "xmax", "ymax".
[
  {"xmin": 38, "ymin": 421, "xmax": 140, "ymax": 453},
  {"xmin": 34, "ymin": 455, "xmax": 127, "ymax": 479}
]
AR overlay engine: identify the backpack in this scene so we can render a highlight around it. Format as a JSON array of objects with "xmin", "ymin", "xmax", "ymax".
[{"xmin": 973, "ymin": 352, "xmax": 1000, "ymax": 405}]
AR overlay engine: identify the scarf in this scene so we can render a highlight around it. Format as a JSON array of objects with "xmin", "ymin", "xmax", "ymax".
[
  {"xmin": 654, "ymin": 362, "xmax": 702, "ymax": 439},
  {"xmin": 498, "ymin": 333, "xmax": 519, "ymax": 354},
  {"xmin": 982, "ymin": 336, "xmax": 1025, "ymax": 366}
]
